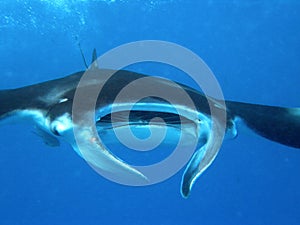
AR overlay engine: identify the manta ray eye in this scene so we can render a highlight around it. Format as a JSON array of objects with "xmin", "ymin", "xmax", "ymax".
[
  {"xmin": 51, "ymin": 126, "xmax": 61, "ymax": 136},
  {"xmin": 50, "ymin": 121, "xmax": 63, "ymax": 136},
  {"xmin": 50, "ymin": 113, "xmax": 72, "ymax": 136},
  {"xmin": 51, "ymin": 121, "xmax": 68, "ymax": 136}
]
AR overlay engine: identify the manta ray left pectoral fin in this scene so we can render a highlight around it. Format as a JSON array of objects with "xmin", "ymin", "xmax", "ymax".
[{"xmin": 72, "ymin": 126, "xmax": 149, "ymax": 185}]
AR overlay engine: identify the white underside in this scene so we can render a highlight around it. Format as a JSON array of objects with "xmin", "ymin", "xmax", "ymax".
[{"xmin": 1, "ymin": 104, "xmax": 243, "ymax": 194}]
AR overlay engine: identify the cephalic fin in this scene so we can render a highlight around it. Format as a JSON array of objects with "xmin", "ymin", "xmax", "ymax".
[
  {"xmin": 72, "ymin": 126, "xmax": 149, "ymax": 185},
  {"xmin": 181, "ymin": 144, "xmax": 207, "ymax": 198},
  {"xmin": 181, "ymin": 118, "xmax": 225, "ymax": 198}
]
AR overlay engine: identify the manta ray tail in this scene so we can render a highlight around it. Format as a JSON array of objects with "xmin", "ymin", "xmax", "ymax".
[{"xmin": 227, "ymin": 101, "xmax": 300, "ymax": 149}]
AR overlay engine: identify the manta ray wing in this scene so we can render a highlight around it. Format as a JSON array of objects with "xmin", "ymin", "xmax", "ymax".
[{"xmin": 0, "ymin": 68, "xmax": 299, "ymax": 198}]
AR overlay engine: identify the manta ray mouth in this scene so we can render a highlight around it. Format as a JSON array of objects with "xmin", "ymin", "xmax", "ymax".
[
  {"xmin": 83, "ymin": 101, "xmax": 210, "ymax": 187},
  {"xmin": 97, "ymin": 110, "xmax": 195, "ymax": 131},
  {"xmin": 96, "ymin": 110, "xmax": 202, "ymax": 159}
]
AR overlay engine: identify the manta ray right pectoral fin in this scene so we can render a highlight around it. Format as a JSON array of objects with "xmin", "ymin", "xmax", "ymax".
[
  {"xmin": 181, "ymin": 143, "xmax": 211, "ymax": 198},
  {"xmin": 181, "ymin": 119, "xmax": 224, "ymax": 198},
  {"xmin": 72, "ymin": 126, "xmax": 148, "ymax": 185}
]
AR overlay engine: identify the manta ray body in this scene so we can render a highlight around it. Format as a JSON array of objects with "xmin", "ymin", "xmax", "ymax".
[{"xmin": 0, "ymin": 64, "xmax": 299, "ymax": 198}]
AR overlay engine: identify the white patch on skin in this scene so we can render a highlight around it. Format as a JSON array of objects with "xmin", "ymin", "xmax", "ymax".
[
  {"xmin": 59, "ymin": 98, "xmax": 68, "ymax": 103},
  {"xmin": 38, "ymin": 87, "xmax": 64, "ymax": 105},
  {"xmin": 214, "ymin": 102, "xmax": 225, "ymax": 110},
  {"xmin": 225, "ymin": 119, "xmax": 238, "ymax": 139},
  {"xmin": 233, "ymin": 116, "xmax": 265, "ymax": 139},
  {"xmin": 0, "ymin": 109, "xmax": 46, "ymax": 126},
  {"xmin": 289, "ymin": 108, "xmax": 300, "ymax": 117},
  {"xmin": 50, "ymin": 113, "xmax": 73, "ymax": 135},
  {"xmin": 20, "ymin": 110, "xmax": 47, "ymax": 126}
]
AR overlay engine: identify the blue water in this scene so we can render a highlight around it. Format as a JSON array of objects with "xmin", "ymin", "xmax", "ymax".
[{"xmin": 1, "ymin": 1, "xmax": 300, "ymax": 224}]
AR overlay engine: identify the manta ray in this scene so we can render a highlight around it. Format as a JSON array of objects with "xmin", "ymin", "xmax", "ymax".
[{"xmin": 0, "ymin": 55, "xmax": 299, "ymax": 198}]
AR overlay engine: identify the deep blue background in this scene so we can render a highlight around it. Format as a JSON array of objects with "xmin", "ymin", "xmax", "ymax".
[{"xmin": 0, "ymin": 1, "xmax": 300, "ymax": 224}]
